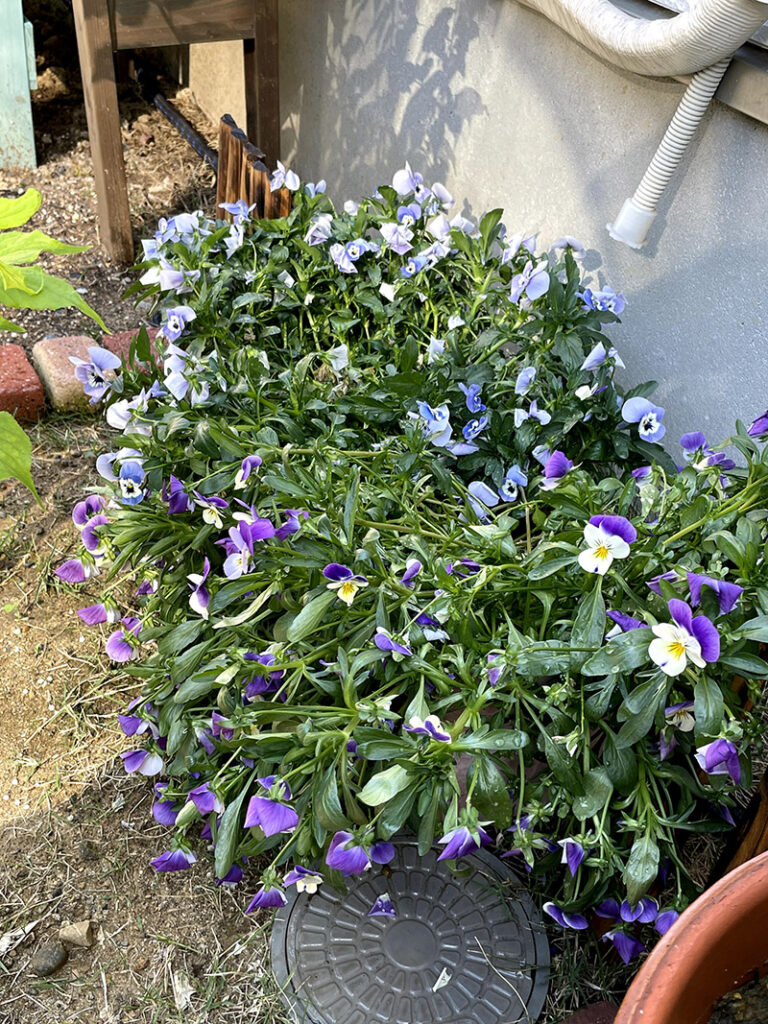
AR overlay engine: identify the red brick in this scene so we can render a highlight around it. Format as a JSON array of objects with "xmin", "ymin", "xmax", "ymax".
[
  {"xmin": 557, "ymin": 1002, "xmax": 618, "ymax": 1024},
  {"xmin": 0, "ymin": 344, "xmax": 45, "ymax": 421},
  {"xmin": 102, "ymin": 327, "xmax": 161, "ymax": 371},
  {"xmin": 32, "ymin": 336, "xmax": 98, "ymax": 413}
]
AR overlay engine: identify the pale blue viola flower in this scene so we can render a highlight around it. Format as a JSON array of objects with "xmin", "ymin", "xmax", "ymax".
[
  {"xmin": 421, "ymin": 240, "xmax": 449, "ymax": 268},
  {"xmin": 368, "ymin": 894, "xmax": 396, "ymax": 918},
  {"xmin": 695, "ymin": 739, "xmax": 741, "ymax": 784},
  {"xmin": 224, "ymin": 223, "xmax": 245, "ymax": 259},
  {"xmin": 404, "ymin": 715, "xmax": 451, "ymax": 742},
  {"xmin": 380, "ymin": 221, "xmax": 414, "ymax": 255},
  {"xmin": 218, "ymin": 199, "xmax": 255, "ymax": 223},
  {"xmin": 580, "ymin": 340, "xmax": 625, "ymax": 371},
  {"xmin": 578, "ymin": 515, "xmax": 636, "ymax": 575},
  {"xmin": 427, "ymin": 336, "xmax": 445, "ymax": 364},
  {"xmin": 151, "ymin": 848, "xmax": 197, "ymax": 872},
  {"xmin": 330, "ymin": 241, "xmax": 356, "ymax": 273},
  {"xmin": 323, "ymin": 563, "xmax": 369, "ymax": 606},
  {"xmin": 540, "ymin": 450, "xmax": 573, "ymax": 490},
  {"xmin": 509, "ymin": 260, "xmax": 550, "ymax": 304},
  {"xmin": 649, "ymin": 599, "xmax": 720, "ymax": 677},
  {"xmin": 283, "ymin": 865, "xmax": 323, "ymax": 893},
  {"xmin": 462, "ymin": 414, "xmax": 489, "ymax": 443},
  {"xmin": 515, "ymin": 366, "xmax": 536, "ymax": 395},
  {"xmin": 428, "ymin": 181, "xmax": 454, "ymax": 207},
  {"xmin": 69, "ymin": 346, "xmax": 122, "ymax": 403},
  {"xmin": 392, "ymin": 161, "xmax": 425, "ymax": 197},
  {"xmin": 397, "ymin": 203, "xmax": 421, "ymax": 225},
  {"xmin": 234, "ymin": 455, "xmax": 263, "ymax": 490},
  {"xmin": 558, "ymin": 838, "xmax": 585, "ymax": 876},
  {"xmin": 552, "ymin": 235, "xmax": 586, "ymax": 259},
  {"xmin": 118, "ymin": 460, "xmax": 145, "ymax": 505},
  {"xmin": 270, "ymin": 160, "xmax": 300, "ymax": 191},
  {"xmin": 499, "ymin": 465, "xmax": 528, "ymax": 501},
  {"xmin": 468, "ymin": 480, "xmax": 500, "ymax": 520},
  {"xmin": 416, "ymin": 401, "xmax": 452, "ymax": 446},
  {"xmin": 304, "ymin": 212, "xmax": 334, "ymax": 246},
  {"xmin": 343, "ymin": 199, "xmax": 359, "ymax": 215},
  {"xmin": 303, "ymin": 179, "xmax": 326, "ymax": 197},
  {"xmin": 581, "ymin": 287, "xmax": 626, "ymax": 315},
  {"xmin": 458, "ymin": 383, "xmax": 486, "ymax": 413},
  {"xmin": 543, "ymin": 902, "xmax": 589, "ymax": 930},
  {"xmin": 327, "ymin": 344, "xmax": 349, "ymax": 373},
  {"xmin": 401, "ymin": 253, "xmax": 428, "ymax": 278},
  {"xmin": 161, "ymin": 305, "xmax": 196, "ymax": 342},
  {"xmin": 425, "ymin": 212, "xmax": 451, "ymax": 242},
  {"xmin": 515, "ymin": 399, "xmax": 551, "ymax": 428},
  {"xmin": 532, "ymin": 444, "xmax": 550, "ymax": 466},
  {"xmin": 188, "ymin": 557, "xmax": 211, "ymax": 619},
  {"xmin": 622, "ymin": 397, "xmax": 666, "ymax": 442},
  {"xmin": 487, "ymin": 652, "xmax": 505, "ymax": 687}
]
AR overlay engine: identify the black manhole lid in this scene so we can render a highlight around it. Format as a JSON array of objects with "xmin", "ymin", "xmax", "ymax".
[{"xmin": 271, "ymin": 840, "xmax": 550, "ymax": 1024}]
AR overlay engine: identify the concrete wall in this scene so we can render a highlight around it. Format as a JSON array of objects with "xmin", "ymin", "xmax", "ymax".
[
  {"xmin": 273, "ymin": 0, "xmax": 768, "ymax": 448},
  {"xmin": 188, "ymin": 42, "xmax": 246, "ymax": 129}
]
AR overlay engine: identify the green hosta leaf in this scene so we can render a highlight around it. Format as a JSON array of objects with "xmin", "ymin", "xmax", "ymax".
[
  {"xmin": 0, "ymin": 268, "xmax": 107, "ymax": 330},
  {"xmin": 214, "ymin": 783, "xmax": 251, "ymax": 879},
  {"xmin": 286, "ymin": 589, "xmax": 336, "ymax": 642},
  {"xmin": 0, "ymin": 229, "xmax": 87, "ymax": 265},
  {"xmin": 0, "ymin": 412, "xmax": 41, "ymax": 505},
  {"xmin": 573, "ymin": 768, "xmax": 613, "ymax": 821},
  {"xmin": 693, "ymin": 675, "xmax": 725, "ymax": 737},
  {"xmin": 623, "ymin": 835, "xmax": 660, "ymax": 904},
  {"xmin": 581, "ymin": 627, "xmax": 653, "ymax": 677},
  {"xmin": 0, "ymin": 188, "xmax": 41, "ymax": 229},
  {"xmin": 358, "ymin": 764, "xmax": 411, "ymax": 806}
]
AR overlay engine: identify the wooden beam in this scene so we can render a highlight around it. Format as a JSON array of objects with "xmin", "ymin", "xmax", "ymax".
[
  {"xmin": 72, "ymin": 0, "xmax": 133, "ymax": 262},
  {"xmin": 244, "ymin": 0, "xmax": 280, "ymax": 163},
  {"xmin": 112, "ymin": 0, "xmax": 256, "ymax": 49}
]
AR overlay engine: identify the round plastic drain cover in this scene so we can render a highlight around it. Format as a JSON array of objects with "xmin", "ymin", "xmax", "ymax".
[{"xmin": 271, "ymin": 840, "xmax": 550, "ymax": 1024}]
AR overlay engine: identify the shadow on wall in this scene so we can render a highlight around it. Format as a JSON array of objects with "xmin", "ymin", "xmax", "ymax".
[{"xmin": 282, "ymin": 1, "xmax": 486, "ymax": 197}]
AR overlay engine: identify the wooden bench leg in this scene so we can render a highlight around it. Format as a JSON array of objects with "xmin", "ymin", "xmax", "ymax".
[
  {"xmin": 72, "ymin": 0, "xmax": 134, "ymax": 263},
  {"xmin": 244, "ymin": 0, "xmax": 280, "ymax": 166}
]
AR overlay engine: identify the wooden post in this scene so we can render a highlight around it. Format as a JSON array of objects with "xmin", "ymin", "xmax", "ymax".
[
  {"xmin": 216, "ymin": 114, "xmax": 236, "ymax": 217},
  {"xmin": 72, "ymin": 0, "xmax": 133, "ymax": 262},
  {"xmin": 244, "ymin": 0, "xmax": 280, "ymax": 163}
]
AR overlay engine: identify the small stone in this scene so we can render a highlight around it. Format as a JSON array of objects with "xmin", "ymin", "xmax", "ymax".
[
  {"xmin": 78, "ymin": 840, "xmax": 99, "ymax": 861},
  {"xmin": 30, "ymin": 941, "xmax": 68, "ymax": 977},
  {"xmin": 59, "ymin": 920, "xmax": 93, "ymax": 948},
  {"xmin": 132, "ymin": 956, "xmax": 149, "ymax": 972}
]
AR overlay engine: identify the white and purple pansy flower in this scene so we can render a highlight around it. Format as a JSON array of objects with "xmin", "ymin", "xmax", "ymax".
[
  {"xmin": 695, "ymin": 739, "xmax": 741, "ymax": 785},
  {"xmin": 150, "ymin": 847, "xmax": 197, "ymax": 872},
  {"xmin": 404, "ymin": 715, "xmax": 451, "ymax": 742},
  {"xmin": 649, "ymin": 599, "xmax": 720, "ymax": 677},
  {"xmin": 577, "ymin": 515, "xmax": 636, "ymax": 575},
  {"xmin": 540, "ymin": 451, "xmax": 573, "ymax": 491},
  {"xmin": 78, "ymin": 602, "xmax": 120, "ymax": 625},
  {"xmin": 400, "ymin": 559, "xmax": 422, "ymax": 586},
  {"xmin": 106, "ymin": 616, "xmax": 142, "ymax": 662},
  {"xmin": 323, "ymin": 563, "xmax": 369, "ymax": 606},
  {"xmin": 160, "ymin": 305, "xmax": 196, "ymax": 342},
  {"xmin": 437, "ymin": 824, "xmax": 492, "ymax": 861},
  {"xmin": 55, "ymin": 557, "xmax": 98, "ymax": 584},
  {"xmin": 368, "ymin": 893, "xmax": 396, "ymax": 918},
  {"xmin": 498, "ymin": 465, "xmax": 528, "ymax": 502},
  {"xmin": 187, "ymin": 557, "xmax": 211, "ymax": 619},
  {"xmin": 380, "ymin": 220, "xmax": 414, "ymax": 255},
  {"xmin": 397, "ymin": 202, "xmax": 421, "ymax": 225},
  {"xmin": 401, "ymin": 253, "xmax": 428, "ymax": 278},
  {"xmin": 325, "ymin": 831, "xmax": 395, "ymax": 876},
  {"xmin": 304, "ymin": 212, "xmax": 333, "ymax": 246},
  {"xmin": 557, "ymin": 838, "xmax": 585, "ymax": 877},
  {"xmin": 542, "ymin": 901, "xmax": 589, "ymax": 930},
  {"xmin": 80, "ymin": 513, "xmax": 109, "ymax": 553},
  {"xmin": 194, "ymin": 492, "xmax": 228, "ymax": 529},
  {"xmin": 245, "ymin": 776, "xmax": 299, "ymax": 837},
  {"xmin": 234, "ymin": 455, "xmax": 263, "ymax": 489},
  {"xmin": 70, "ymin": 346, "xmax": 123, "ymax": 403},
  {"xmin": 284, "ymin": 865, "xmax": 324, "ymax": 893},
  {"xmin": 621, "ymin": 397, "xmax": 666, "ymax": 443},
  {"xmin": 373, "ymin": 628, "xmax": 412, "ymax": 658},
  {"xmin": 275, "ymin": 508, "xmax": 309, "ymax": 540},
  {"xmin": 665, "ymin": 700, "xmax": 695, "ymax": 732},
  {"xmin": 687, "ymin": 572, "xmax": 743, "ymax": 615},
  {"xmin": 121, "ymin": 748, "xmax": 163, "ymax": 776},
  {"xmin": 509, "ymin": 260, "xmax": 550, "ymax": 304},
  {"xmin": 97, "ymin": 446, "xmax": 142, "ymax": 482},
  {"xmin": 118, "ymin": 460, "xmax": 146, "ymax": 505}
]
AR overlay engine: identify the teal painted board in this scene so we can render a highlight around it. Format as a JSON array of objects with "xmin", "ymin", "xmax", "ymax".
[
  {"xmin": 25, "ymin": 19, "xmax": 36, "ymax": 91},
  {"xmin": 0, "ymin": 0, "xmax": 37, "ymax": 168}
]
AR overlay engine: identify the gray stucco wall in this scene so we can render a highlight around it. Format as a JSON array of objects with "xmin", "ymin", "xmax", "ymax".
[{"xmin": 278, "ymin": 0, "xmax": 768, "ymax": 449}]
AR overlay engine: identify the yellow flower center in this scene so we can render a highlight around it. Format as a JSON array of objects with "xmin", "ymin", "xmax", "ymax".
[
  {"xmin": 667, "ymin": 641, "xmax": 686, "ymax": 659},
  {"xmin": 595, "ymin": 544, "xmax": 610, "ymax": 560},
  {"xmin": 338, "ymin": 581, "xmax": 358, "ymax": 601}
]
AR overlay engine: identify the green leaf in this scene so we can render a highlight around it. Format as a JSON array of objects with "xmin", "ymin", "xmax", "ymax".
[
  {"xmin": 693, "ymin": 675, "xmax": 725, "ymax": 736},
  {"xmin": 528, "ymin": 553, "xmax": 577, "ymax": 580},
  {"xmin": 515, "ymin": 641, "xmax": 572, "ymax": 678},
  {"xmin": 355, "ymin": 727, "xmax": 413, "ymax": 760},
  {"xmin": 479, "ymin": 208, "xmax": 503, "ymax": 249},
  {"xmin": 0, "ymin": 412, "xmax": 41, "ymax": 505},
  {"xmin": 214, "ymin": 783, "xmax": 251, "ymax": 879},
  {"xmin": 286, "ymin": 589, "xmax": 336, "ymax": 642},
  {"xmin": 0, "ymin": 188, "xmax": 41, "ymax": 229},
  {"xmin": 417, "ymin": 789, "xmax": 440, "ymax": 855},
  {"xmin": 379, "ymin": 784, "xmax": 418, "ymax": 838},
  {"xmin": 623, "ymin": 836, "xmax": 660, "ymax": 904},
  {"xmin": 573, "ymin": 768, "xmax": 613, "ymax": 821},
  {"xmin": 571, "ymin": 580, "xmax": 605, "ymax": 669},
  {"xmin": 581, "ymin": 628, "xmax": 654, "ymax": 677},
  {"xmin": 358, "ymin": 764, "xmax": 411, "ymax": 806},
  {"xmin": 313, "ymin": 764, "xmax": 349, "ymax": 831},
  {"xmin": 733, "ymin": 615, "xmax": 768, "ymax": 643},
  {"xmin": 718, "ymin": 652, "xmax": 768, "ymax": 678},
  {"xmin": 470, "ymin": 757, "xmax": 512, "ymax": 828},
  {"xmin": 213, "ymin": 583, "xmax": 275, "ymax": 628},
  {"xmin": 0, "ymin": 229, "xmax": 88, "ymax": 265},
  {"xmin": 158, "ymin": 618, "xmax": 205, "ymax": 656},
  {"xmin": 603, "ymin": 728, "xmax": 638, "ymax": 791},
  {"xmin": 173, "ymin": 668, "xmax": 221, "ymax": 704},
  {"xmin": 456, "ymin": 729, "xmax": 528, "ymax": 751},
  {"xmin": 0, "ymin": 268, "xmax": 107, "ymax": 330}
]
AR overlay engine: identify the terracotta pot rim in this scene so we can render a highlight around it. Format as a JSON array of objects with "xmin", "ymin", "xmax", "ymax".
[{"xmin": 615, "ymin": 850, "xmax": 768, "ymax": 1024}]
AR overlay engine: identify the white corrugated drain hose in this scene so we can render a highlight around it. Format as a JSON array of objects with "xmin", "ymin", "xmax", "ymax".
[{"xmin": 608, "ymin": 57, "xmax": 732, "ymax": 248}]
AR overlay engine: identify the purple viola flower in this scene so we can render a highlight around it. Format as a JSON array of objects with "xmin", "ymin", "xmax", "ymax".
[
  {"xmin": 216, "ymin": 862, "xmax": 245, "ymax": 886},
  {"xmin": 580, "ymin": 287, "xmax": 626, "ymax": 316},
  {"xmin": 283, "ymin": 865, "xmax": 324, "ymax": 894},
  {"xmin": 681, "ymin": 431, "xmax": 708, "ymax": 459},
  {"xmin": 510, "ymin": 260, "xmax": 550, "ymax": 304},
  {"xmin": 446, "ymin": 558, "xmax": 482, "ymax": 577},
  {"xmin": 118, "ymin": 699, "xmax": 154, "ymax": 737},
  {"xmin": 326, "ymin": 831, "xmax": 371, "ymax": 875},
  {"xmin": 246, "ymin": 884, "xmax": 287, "ymax": 911},
  {"xmin": 70, "ymin": 346, "xmax": 122, "ymax": 403},
  {"xmin": 579, "ymin": 339, "xmax": 624, "ymax": 371},
  {"xmin": 245, "ymin": 776, "xmax": 298, "ymax": 837},
  {"xmin": 194, "ymin": 491, "xmax": 229, "ymax": 529},
  {"xmin": 543, "ymin": 902, "xmax": 589, "ymax": 930},
  {"xmin": 400, "ymin": 559, "xmax": 422, "ymax": 586},
  {"xmin": 620, "ymin": 897, "xmax": 658, "ymax": 924},
  {"xmin": 514, "ymin": 398, "xmax": 552, "ymax": 428},
  {"xmin": 687, "ymin": 572, "xmax": 743, "ymax": 615},
  {"xmin": 121, "ymin": 748, "xmax": 163, "ymax": 776},
  {"xmin": 234, "ymin": 455, "xmax": 263, "ymax": 490},
  {"xmin": 219, "ymin": 199, "xmax": 255, "ymax": 222},
  {"xmin": 558, "ymin": 838, "xmax": 585, "ymax": 877},
  {"xmin": 655, "ymin": 910, "xmax": 680, "ymax": 935},
  {"xmin": 270, "ymin": 160, "xmax": 300, "ymax": 191},
  {"xmin": 323, "ymin": 562, "xmax": 369, "ymax": 606},
  {"xmin": 72, "ymin": 494, "xmax": 105, "ymax": 526},
  {"xmin": 553, "ymin": 235, "xmax": 586, "ymax": 259},
  {"xmin": 404, "ymin": 715, "xmax": 451, "ymax": 742},
  {"xmin": 603, "ymin": 930, "xmax": 646, "ymax": 964},
  {"xmin": 646, "ymin": 570, "xmax": 678, "ymax": 596},
  {"xmin": 649, "ymin": 599, "xmax": 720, "ymax": 677},
  {"xmin": 392, "ymin": 161, "xmax": 425, "ymax": 198},
  {"xmin": 80, "ymin": 513, "xmax": 109, "ymax": 553},
  {"xmin": 514, "ymin": 366, "xmax": 536, "ymax": 396},
  {"xmin": 187, "ymin": 557, "xmax": 211, "ymax": 619},
  {"xmin": 380, "ymin": 221, "xmax": 414, "ymax": 255},
  {"xmin": 748, "ymin": 410, "xmax": 768, "ymax": 439},
  {"xmin": 219, "ymin": 522, "xmax": 255, "ymax": 580},
  {"xmin": 374, "ymin": 629, "xmax": 412, "ymax": 658},
  {"xmin": 78, "ymin": 602, "xmax": 119, "ymax": 626},
  {"xmin": 397, "ymin": 202, "xmax": 421, "ymax": 225},
  {"xmin": 458, "ymin": 383, "xmax": 486, "ymax": 414},
  {"xmin": 368, "ymin": 893, "xmax": 396, "ymax": 918},
  {"xmin": 487, "ymin": 652, "xmax": 505, "ymax": 687},
  {"xmin": 55, "ymin": 558, "xmax": 95, "ymax": 584},
  {"xmin": 106, "ymin": 616, "xmax": 142, "ymax": 662},
  {"xmin": 695, "ymin": 739, "xmax": 741, "ymax": 785},
  {"xmin": 632, "ymin": 465, "xmax": 652, "ymax": 484},
  {"xmin": 275, "ymin": 508, "xmax": 308, "ymax": 540},
  {"xmin": 187, "ymin": 781, "xmax": 224, "ymax": 816},
  {"xmin": 244, "ymin": 653, "xmax": 286, "ymax": 700},
  {"xmin": 163, "ymin": 475, "xmax": 189, "ymax": 515},
  {"xmin": 540, "ymin": 451, "xmax": 573, "ymax": 491},
  {"xmin": 150, "ymin": 848, "xmax": 197, "ymax": 872},
  {"xmin": 161, "ymin": 305, "xmax": 196, "ymax": 342},
  {"xmin": 211, "ymin": 711, "xmax": 234, "ymax": 741},
  {"xmin": 118, "ymin": 460, "xmax": 145, "ymax": 506},
  {"xmin": 606, "ymin": 609, "xmax": 644, "ymax": 635},
  {"xmin": 622, "ymin": 397, "xmax": 666, "ymax": 443},
  {"xmin": 437, "ymin": 825, "xmax": 491, "ymax": 861},
  {"xmin": 152, "ymin": 796, "xmax": 180, "ymax": 826}
]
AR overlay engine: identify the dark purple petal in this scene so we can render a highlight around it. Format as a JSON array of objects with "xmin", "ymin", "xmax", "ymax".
[
  {"xmin": 646, "ymin": 571, "xmax": 677, "ymax": 595},
  {"xmin": 543, "ymin": 902, "xmax": 588, "ymax": 930},
  {"xmin": 323, "ymin": 563, "xmax": 353, "ymax": 582},
  {"xmin": 367, "ymin": 894, "xmax": 396, "ymax": 917},
  {"xmin": 55, "ymin": 559, "xmax": 87, "ymax": 583},
  {"xmin": 687, "ymin": 572, "xmax": 743, "ymax": 615},
  {"xmin": 244, "ymin": 795, "xmax": 298, "ymax": 836},
  {"xmin": 152, "ymin": 799, "xmax": 179, "ymax": 825},
  {"xmin": 326, "ymin": 831, "xmax": 370, "ymax": 875},
  {"xmin": 370, "ymin": 841, "xmax": 395, "ymax": 865},
  {"xmin": 78, "ymin": 603, "xmax": 108, "ymax": 625},
  {"xmin": 668, "ymin": 599, "xmax": 693, "ymax": 634},
  {"xmin": 654, "ymin": 910, "xmax": 679, "ymax": 936},
  {"xmin": 606, "ymin": 609, "xmax": 644, "ymax": 632},
  {"xmin": 374, "ymin": 631, "xmax": 412, "ymax": 656},
  {"xmin": 605, "ymin": 930, "xmax": 646, "ymax": 964},
  {"xmin": 543, "ymin": 450, "xmax": 573, "ymax": 481},
  {"xmin": 588, "ymin": 515, "xmax": 637, "ymax": 544},
  {"xmin": 681, "ymin": 431, "xmax": 707, "ymax": 453},
  {"xmin": 150, "ymin": 848, "xmax": 196, "ymax": 872},
  {"xmin": 594, "ymin": 899, "xmax": 620, "ymax": 920},
  {"xmin": 690, "ymin": 614, "xmax": 720, "ymax": 662},
  {"xmin": 245, "ymin": 884, "xmax": 287, "ymax": 910}
]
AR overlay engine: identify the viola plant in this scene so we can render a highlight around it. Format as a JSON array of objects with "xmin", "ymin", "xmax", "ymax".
[{"xmin": 57, "ymin": 162, "xmax": 768, "ymax": 963}]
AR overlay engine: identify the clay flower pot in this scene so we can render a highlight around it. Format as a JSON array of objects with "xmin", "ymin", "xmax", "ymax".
[{"xmin": 615, "ymin": 850, "xmax": 768, "ymax": 1024}]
